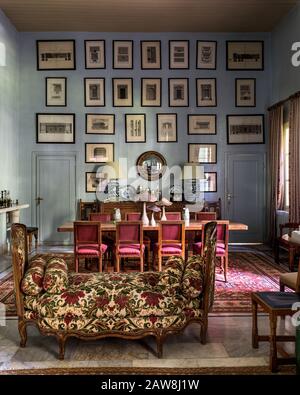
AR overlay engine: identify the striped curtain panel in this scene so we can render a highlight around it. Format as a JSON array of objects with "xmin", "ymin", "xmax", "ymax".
[
  {"xmin": 289, "ymin": 94, "xmax": 300, "ymax": 223},
  {"xmin": 268, "ymin": 104, "xmax": 284, "ymax": 244}
]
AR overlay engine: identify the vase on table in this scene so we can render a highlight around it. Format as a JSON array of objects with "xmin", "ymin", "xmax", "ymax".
[
  {"xmin": 161, "ymin": 205, "xmax": 167, "ymax": 221},
  {"xmin": 150, "ymin": 212, "xmax": 156, "ymax": 226},
  {"xmin": 142, "ymin": 202, "xmax": 149, "ymax": 226}
]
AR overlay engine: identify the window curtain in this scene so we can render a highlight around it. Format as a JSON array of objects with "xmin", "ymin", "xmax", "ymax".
[
  {"xmin": 268, "ymin": 104, "xmax": 284, "ymax": 244},
  {"xmin": 289, "ymin": 94, "xmax": 300, "ymax": 223}
]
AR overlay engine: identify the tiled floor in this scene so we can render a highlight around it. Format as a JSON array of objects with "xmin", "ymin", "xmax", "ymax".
[
  {"xmin": 0, "ymin": 245, "xmax": 296, "ymax": 373},
  {"xmin": 0, "ymin": 312, "xmax": 296, "ymax": 371}
]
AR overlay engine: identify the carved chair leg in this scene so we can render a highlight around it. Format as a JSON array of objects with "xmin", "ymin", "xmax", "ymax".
[
  {"xmin": 18, "ymin": 320, "xmax": 27, "ymax": 348},
  {"xmin": 252, "ymin": 299, "xmax": 259, "ymax": 349},
  {"xmin": 57, "ymin": 334, "xmax": 67, "ymax": 360},
  {"xmin": 200, "ymin": 318, "xmax": 208, "ymax": 344}
]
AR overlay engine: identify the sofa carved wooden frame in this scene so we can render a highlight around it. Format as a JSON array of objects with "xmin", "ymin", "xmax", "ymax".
[{"xmin": 11, "ymin": 222, "xmax": 217, "ymax": 360}]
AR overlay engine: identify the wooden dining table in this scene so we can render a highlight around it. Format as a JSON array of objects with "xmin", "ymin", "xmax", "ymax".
[{"xmin": 57, "ymin": 221, "xmax": 248, "ymax": 233}]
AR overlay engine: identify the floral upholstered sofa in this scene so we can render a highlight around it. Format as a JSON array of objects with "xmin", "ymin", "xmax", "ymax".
[{"xmin": 11, "ymin": 222, "xmax": 217, "ymax": 360}]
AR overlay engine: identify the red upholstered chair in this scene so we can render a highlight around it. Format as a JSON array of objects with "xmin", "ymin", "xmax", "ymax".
[
  {"xmin": 196, "ymin": 212, "xmax": 217, "ymax": 221},
  {"xmin": 89, "ymin": 213, "xmax": 111, "ymax": 222},
  {"xmin": 155, "ymin": 221, "xmax": 185, "ymax": 272},
  {"xmin": 74, "ymin": 221, "xmax": 107, "ymax": 272},
  {"xmin": 193, "ymin": 220, "xmax": 229, "ymax": 282},
  {"xmin": 89, "ymin": 213, "xmax": 114, "ymax": 262},
  {"xmin": 164, "ymin": 212, "xmax": 182, "ymax": 220},
  {"xmin": 125, "ymin": 212, "xmax": 151, "ymax": 267},
  {"xmin": 115, "ymin": 221, "xmax": 144, "ymax": 272}
]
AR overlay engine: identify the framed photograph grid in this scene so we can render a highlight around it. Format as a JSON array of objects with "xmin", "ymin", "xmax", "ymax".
[
  {"xmin": 45, "ymin": 77, "xmax": 67, "ymax": 107},
  {"xmin": 85, "ymin": 40, "xmax": 105, "ymax": 69}
]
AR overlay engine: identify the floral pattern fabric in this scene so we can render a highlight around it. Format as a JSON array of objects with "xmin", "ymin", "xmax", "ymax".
[
  {"xmin": 181, "ymin": 255, "xmax": 205, "ymax": 300},
  {"xmin": 43, "ymin": 257, "xmax": 68, "ymax": 294},
  {"xmin": 21, "ymin": 257, "xmax": 47, "ymax": 296}
]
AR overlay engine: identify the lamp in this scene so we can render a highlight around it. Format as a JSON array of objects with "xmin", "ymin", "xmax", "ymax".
[{"xmin": 156, "ymin": 197, "xmax": 172, "ymax": 221}]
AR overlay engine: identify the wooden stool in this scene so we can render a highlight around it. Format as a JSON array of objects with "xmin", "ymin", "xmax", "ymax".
[
  {"xmin": 26, "ymin": 227, "xmax": 38, "ymax": 251},
  {"xmin": 252, "ymin": 291, "xmax": 299, "ymax": 372}
]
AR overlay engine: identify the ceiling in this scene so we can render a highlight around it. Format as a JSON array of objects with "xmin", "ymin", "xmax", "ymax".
[{"xmin": 0, "ymin": 0, "xmax": 298, "ymax": 32}]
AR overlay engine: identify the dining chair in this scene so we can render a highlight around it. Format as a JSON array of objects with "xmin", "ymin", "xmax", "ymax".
[
  {"xmin": 280, "ymin": 257, "xmax": 300, "ymax": 292},
  {"xmin": 89, "ymin": 213, "xmax": 114, "ymax": 262},
  {"xmin": 125, "ymin": 212, "xmax": 151, "ymax": 267},
  {"xmin": 275, "ymin": 222, "xmax": 300, "ymax": 270},
  {"xmin": 115, "ymin": 221, "xmax": 144, "ymax": 272},
  {"xmin": 164, "ymin": 212, "xmax": 182, "ymax": 220},
  {"xmin": 193, "ymin": 220, "xmax": 229, "ymax": 282},
  {"xmin": 74, "ymin": 221, "xmax": 107, "ymax": 272},
  {"xmin": 196, "ymin": 212, "xmax": 217, "ymax": 221},
  {"xmin": 155, "ymin": 220, "xmax": 185, "ymax": 272}
]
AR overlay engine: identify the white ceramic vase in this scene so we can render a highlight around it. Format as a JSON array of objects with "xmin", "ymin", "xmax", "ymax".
[
  {"xmin": 142, "ymin": 202, "xmax": 149, "ymax": 226},
  {"xmin": 150, "ymin": 212, "xmax": 156, "ymax": 226},
  {"xmin": 161, "ymin": 205, "xmax": 167, "ymax": 221}
]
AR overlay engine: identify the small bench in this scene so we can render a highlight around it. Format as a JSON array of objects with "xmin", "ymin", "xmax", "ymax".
[{"xmin": 252, "ymin": 291, "xmax": 299, "ymax": 372}]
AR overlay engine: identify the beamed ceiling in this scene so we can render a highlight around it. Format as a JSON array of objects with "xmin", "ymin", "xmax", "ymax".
[{"xmin": 0, "ymin": 0, "xmax": 298, "ymax": 32}]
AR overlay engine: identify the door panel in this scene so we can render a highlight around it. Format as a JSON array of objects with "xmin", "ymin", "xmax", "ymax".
[
  {"xmin": 226, "ymin": 153, "xmax": 265, "ymax": 243},
  {"xmin": 36, "ymin": 154, "xmax": 76, "ymax": 244}
]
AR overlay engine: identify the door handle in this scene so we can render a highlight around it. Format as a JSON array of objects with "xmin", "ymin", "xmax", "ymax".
[
  {"xmin": 227, "ymin": 193, "xmax": 233, "ymax": 203},
  {"xmin": 35, "ymin": 197, "xmax": 44, "ymax": 204}
]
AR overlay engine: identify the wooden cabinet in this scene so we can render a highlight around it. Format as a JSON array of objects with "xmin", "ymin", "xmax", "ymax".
[{"xmin": 79, "ymin": 199, "xmax": 221, "ymax": 220}]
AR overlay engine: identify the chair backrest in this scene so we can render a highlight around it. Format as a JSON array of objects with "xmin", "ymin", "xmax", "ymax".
[
  {"xmin": 116, "ymin": 221, "xmax": 143, "ymax": 246},
  {"xmin": 203, "ymin": 198, "xmax": 221, "ymax": 219},
  {"xmin": 201, "ymin": 220, "xmax": 229, "ymax": 249},
  {"xmin": 196, "ymin": 212, "xmax": 217, "ymax": 221},
  {"xmin": 89, "ymin": 212, "xmax": 111, "ymax": 222},
  {"xmin": 79, "ymin": 199, "xmax": 99, "ymax": 220},
  {"xmin": 279, "ymin": 222, "xmax": 300, "ymax": 237},
  {"xmin": 159, "ymin": 220, "xmax": 185, "ymax": 245},
  {"xmin": 201, "ymin": 221, "xmax": 217, "ymax": 312},
  {"xmin": 74, "ymin": 221, "xmax": 101, "ymax": 246},
  {"xmin": 125, "ymin": 212, "xmax": 141, "ymax": 221},
  {"xmin": 11, "ymin": 223, "xmax": 29, "ymax": 318},
  {"xmin": 165, "ymin": 212, "xmax": 182, "ymax": 220},
  {"xmin": 296, "ymin": 258, "xmax": 300, "ymax": 293}
]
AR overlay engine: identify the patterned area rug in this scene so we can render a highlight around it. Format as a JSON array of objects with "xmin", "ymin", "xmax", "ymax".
[{"xmin": 0, "ymin": 251, "xmax": 288, "ymax": 316}]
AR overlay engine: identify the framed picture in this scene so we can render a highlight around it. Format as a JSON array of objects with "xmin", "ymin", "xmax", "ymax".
[
  {"xmin": 235, "ymin": 78, "xmax": 256, "ymax": 107},
  {"xmin": 113, "ymin": 40, "xmax": 133, "ymax": 69},
  {"xmin": 169, "ymin": 40, "xmax": 189, "ymax": 69},
  {"xmin": 86, "ymin": 114, "xmax": 115, "ymax": 135},
  {"xmin": 113, "ymin": 78, "xmax": 133, "ymax": 107},
  {"xmin": 200, "ymin": 172, "xmax": 217, "ymax": 192},
  {"xmin": 226, "ymin": 41, "xmax": 264, "ymax": 70},
  {"xmin": 85, "ymin": 40, "xmax": 105, "ymax": 69},
  {"xmin": 188, "ymin": 114, "xmax": 216, "ymax": 135},
  {"xmin": 196, "ymin": 78, "xmax": 217, "ymax": 107},
  {"xmin": 140, "ymin": 41, "xmax": 161, "ymax": 69},
  {"xmin": 227, "ymin": 114, "xmax": 265, "ymax": 144},
  {"xmin": 36, "ymin": 113, "xmax": 75, "ymax": 144},
  {"xmin": 188, "ymin": 143, "xmax": 217, "ymax": 164},
  {"xmin": 141, "ymin": 78, "xmax": 161, "ymax": 107},
  {"xmin": 86, "ymin": 172, "xmax": 108, "ymax": 193},
  {"xmin": 168, "ymin": 78, "xmax": 189, "ymax": 107},
  {"xmin": 36, "ymin": 40, "xmax": 75, "ymax": 70},
  {"xmin": 45, "ymin": 77, "xmax": 66, "ymax": 107},
  {"xmin": 85, "ymin": 143, "xmax": 114, "ymax": 163},
  {"xmin": 125, "ymin": 114, "xmax": 146, "ymax": 143},
  {"xmin": 196, "ymin": 41, "xmax": 217, "ymax": 69},
  {"xmin": 84, "ymin": 78, "xmax": 105, "ymax": 107},
  {"xmin": 157, "ymin": 113, "xmax": 177, "ymax": 143}
]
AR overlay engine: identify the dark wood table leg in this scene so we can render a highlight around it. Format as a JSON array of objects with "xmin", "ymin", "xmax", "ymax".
[
  {"xmin": 252, "ymin": 298, "xmax": 259, "ymax": 348},
  {"xmin": 269, "ymin": 312, "xmax": 278, "ymax": 373},
  {"xmin": 289, "ymin": 247, "xmax": 295, "ymax": 272}
]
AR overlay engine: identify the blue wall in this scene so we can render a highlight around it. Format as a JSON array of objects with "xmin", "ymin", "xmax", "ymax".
[
  {"xmin": 0, "ymin": 9, "xmax": 19, "ymax": 198},
  {"xmin": 272, "ymin": 4, "xmax": 300, "ymax": 103},
  {"xmin": 18, "ymin": 32, "xmax": 270, "ymax": 226}
]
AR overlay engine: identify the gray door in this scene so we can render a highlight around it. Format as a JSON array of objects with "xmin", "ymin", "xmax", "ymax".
[
  {"xmin": 35, "ymin": 154, "xmax": 76, "ymax": 244},
  {"xmin": 225, "ymin": 153, "xmax": 266, "ymax": 243}
]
